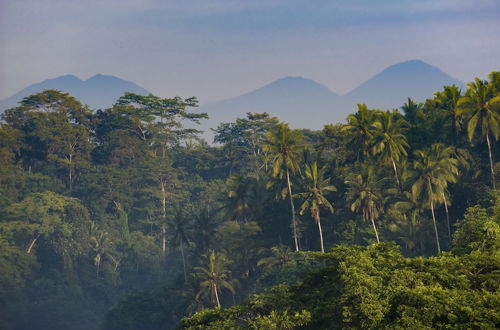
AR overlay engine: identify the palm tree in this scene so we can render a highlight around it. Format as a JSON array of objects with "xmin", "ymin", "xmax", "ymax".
[
  {"xmin": 346, "ymin": 164, "xmax": 386, "ymax": 243},
  {"xmin": 257, "ymin": 245, "xmax": 293, "ymax": 270},
  {"xmin": 342, "ymin": 104, "xmax": 379, "ymax": 159},
  {"xmin": 387, "ymin": 198, "xmax": 425, "ymax": 255},
  {"xmin": 295, "ymin": 161, "xmax": 336, "ymax": 252},
  {"xmin": 458, "ymin": 77, "xmax": 500, "ymax": 189},
  {"xmin": 372, "ymin": 110, "xmax": 409, "ymax": 190},
  {"xmin": 434, "ymin": 85, "xmax": 462, "ymax": 143},
  {"xmin": 191, "ymin": 207, "xmax": 219, "ymax": 255},
  {"xmin": 90, "ymin": 222, "xmax": 110, "ymax": 277},
  {"xmin": 263, "ymin": 123, "xmax": 303, "ymax": 251},
  {"xmin": 168, "ymin": 210, "xmax": 191, "ymax": 284},
  {"xmin": 225, "ymin": 175, "xmax": 255, "ymax": 223},
  {"xmin": 411, "ymin": 144, "xmax": 459, "ymax": 253},
  {"xmin": 194, "ymin": 250, "xmax": 235, "ymax": 308}
]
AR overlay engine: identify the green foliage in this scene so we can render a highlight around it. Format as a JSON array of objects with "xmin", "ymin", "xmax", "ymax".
[
  {"xmin": 452, "ymin": 192, "xmax": 500, "ymax": 255},
  {"xmin": 1, "ymin": 73, "xmax": 500, "ymax": 329},
  {"xmin": 181, "ymin": 244, "xmax": 500, "ymax": 329}
]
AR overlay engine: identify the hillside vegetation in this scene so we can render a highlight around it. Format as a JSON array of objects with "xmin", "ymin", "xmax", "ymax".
[{"xmin": 0, "ymin": 73, "xmax": 499, "ymax": 329}]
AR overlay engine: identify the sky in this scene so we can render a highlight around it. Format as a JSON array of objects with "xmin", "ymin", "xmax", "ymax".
[{"xmin": 0, "ymin": 0, "xmax": 499, "ymax": 103}]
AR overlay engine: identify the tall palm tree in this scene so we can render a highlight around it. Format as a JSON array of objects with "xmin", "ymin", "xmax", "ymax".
[
  {"xmin": 342, "ymin": 104, "xmax": 379, "ymax": 159},
  {"xmin": 168, "ymin": 210, "xmax": 191, "ymax": 284},
  {"xmin": 194, "ymin": 250, "xmax": 235, "ymax": 308},
  {"xmin": 191, "ymin": 207, "xmax": 219, "ymax": 255},
  {"xmin": 372, "ymin": 110, "xmax": 409, "ymax": 190},
  {"xmin": 225, "ymin": 175, "xmax": 256, "ymax": 223},
  {"xmin": 90, "ymin": 222, "xmax": 111, "ymax": 277},
  {"xmin": 295, "ymin": 161, "xmax": 336, "ymax": 252},
  {"xmin": 411, "ymin": 144, "xmax": 459, "ymax": 253},
  {"xmin": 401, "ymin": 98, "xmax": 422, "ymax": 125},
  {"xmin": 346, "ymin": 164, "xmax": 386, "ymax": 243},
  {"xmin": 263, "ymin": 123, "xmax": 303, "ymax": 251},
  {"xmin": 458, "ymin": 78, "xmax": 500, "ymax": 189},
  {"xmin": 388, "ymin": 198, "xmax": 425, "ymax": 255},
  {"xmin": 434, "ymin": 85, "xmax": 462, "ymax": 143},
  {"xmin": 257, "ymin": 245, "xmax": 293, "ymax": 270}
]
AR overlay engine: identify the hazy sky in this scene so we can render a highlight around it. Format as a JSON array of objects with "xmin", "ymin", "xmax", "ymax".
[{"xmin": 1, "ymin": 0, "xmax": 499, "ymax": 103}]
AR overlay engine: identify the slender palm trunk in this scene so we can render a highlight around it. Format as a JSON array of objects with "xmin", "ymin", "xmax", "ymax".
[
  {"xmin": 430, "ymin": 199, "xmax": 441, "ymax": 254},
  {"xmin": 95, "ymin": 254, "xmax": 101, "ymax": 277},
  {"xmin": 180, "ymin": 239, "xmax": 187, "ymax": 284},
  {"xmin": 391, "ymin": 156, "xmax": 401, "ymax": 191},
  {"xmin": 315, "ymin": 212, "xmax": 325, "ymax": 253},
  {"xmin": 286, "ymin": 167, "xmax": 299, "ymax": 252},
  {"xmin": 370, "ymin": 213, "xmax": 380, "ymax": 244},
  {"xmin": 442, "ymin": 191, "xmax": 451, "ymax": 239},
  {"xmin": 27, "ymin": 233, "xmax": 41, "ymax": 254},
  {"xmin": 68, "ymin": 153, "xmax": 73, "ymax": 191},
  {"xmin": 162, "ymin": 225, "xmax": 166, "ymax": 256},
  {"xmin": 486, "ymin": 133, "xmax": 496, "ymax": 189},
  {"xmin": 160, "ymin": 180, "xmax": 167, "ymax": 255},
  {"xmin": 214, "ymin": 283, "xmax": 221, "ymax": 308}
]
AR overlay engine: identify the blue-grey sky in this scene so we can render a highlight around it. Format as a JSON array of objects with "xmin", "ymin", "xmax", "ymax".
[{"xmin": 1, "ymin": 0, "xmax": 499, "ymax": 103}]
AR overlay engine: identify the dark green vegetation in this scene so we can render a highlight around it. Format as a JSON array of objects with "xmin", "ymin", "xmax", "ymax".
[{"xmin": 0, "ymin": 73, "xmax": 499, "ymax": 330}]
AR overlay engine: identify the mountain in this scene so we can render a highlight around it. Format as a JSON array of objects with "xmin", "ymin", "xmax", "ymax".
[
  {"xmin": 343, "ymin": 59, "xmax": 463, "ymax": 110},
  {"xmin": 0, "ymin": 74, "xmax": 149, "ymax": 110},
  {"xmin": 198, "ymin": 60, "xmax": 462, "ymax": 141},
  {"xmin": 1, "ymin": 60, "xmax": 463, "ymax": 141},
  {"xmin": 199, "ymin": 76, "xmax": 341, "ymax": 134}
]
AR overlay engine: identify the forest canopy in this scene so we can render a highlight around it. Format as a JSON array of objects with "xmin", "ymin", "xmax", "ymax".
[{"xmin": 0, "ymin": 73, "xmax": 499, "ymax": 330}]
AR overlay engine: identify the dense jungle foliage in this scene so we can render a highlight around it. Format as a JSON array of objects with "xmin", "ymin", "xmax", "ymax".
[{"xmin": 0, "ymin": 72, "xmax": 499, "ymax": 329}]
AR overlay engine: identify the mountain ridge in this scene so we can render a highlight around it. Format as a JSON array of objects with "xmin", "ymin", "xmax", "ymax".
[
  {"xmin": 1, "ymin": 60, "xmax": 464, "ymax": 141},
  {"xmin": 197, "ymin": 59, "xmax": 463, "ymax": 142},
  {"xmin": 0, "ymin": 74, "xmax": 149, "ymax": 110}
]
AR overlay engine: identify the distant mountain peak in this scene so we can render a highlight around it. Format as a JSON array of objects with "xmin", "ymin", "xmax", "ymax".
[
  {"xmin": 255, "ymin": 76, "xmax": 337, "ymax": 96},
  {"xmin": 377, "ymin": 59, "xmax": 449, "ymax": 76},
  {"xmin": 1, "ymin": 74, "xmax": 149, "ymax": 110},
  {"xmin": 86, "ymin": 74, "xmax": 121, "ymax": 82},
  {"xmin": 42, "ymin": 74, "xmax": 82, "ymax": 83},
  {"xmin": 269, "ymin": 76, "xmax": 328, "ymax": 85},
  {"xmin": 344, "ymin": 59, "xmax": 462, "ymax": 109}
]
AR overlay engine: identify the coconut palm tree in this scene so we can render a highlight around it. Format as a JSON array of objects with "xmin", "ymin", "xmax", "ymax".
[
  {"xmin": 295, "ymin": 161, "xmax": 336, "ymax": 252},
  {"xmin": 372, "ymin": 110, "xmax": 409, "ymax": 190},
  {"xmin": 257, "ymin": 245, "xmax": 294, "ymax": 270},
  {"xmin": 342, "ymin": 104, "xmax": 379, "ymax": 159},
  {"xmin": 458, "ymin": 77, "xmax": 500, "ymax": 189},
  {"xmin": 194, "ymin": 250, "xmax": 235, "ymax": 308},
  {"xmin": 411, "ymin": 144, "xmax": 459, "ymax": 253},
  {"xmin": 168, "ymin": 210, "xmax": 191, "ymax": 284},
  {"xmin": 224, "ymin": 175, "xmax": 256, "ymax": 223},
  {"xmin": 191, "ymin": 207, "xmax": 219, "ymax": 255},
  {"xmin": 346, "ymin": 164, "xmax": 387, "ymax": 243},
  {"xmin": 90, "ymin": 222, "xmax": 111, "ymax": 277},
  {"xmin": 434, "ymin": 85, "xmax": 463, "ymax": 143},
  {"xmin": 263, "ymin": 123, "xmax": 303, "ymax": 251}
]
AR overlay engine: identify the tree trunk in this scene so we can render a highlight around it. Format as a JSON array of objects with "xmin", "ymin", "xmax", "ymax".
[
  {"xmin": 160, "ymin": 180, "xmax": 167, "ymax": 218},
  {"xmin": 162, "ymin": 225, "xmax": 166, "ymax": 256},
  {"xmin": 286, "ymin": 167, "xmax": 300, "ymax": 252},
  {"xmin": 214, "ymin": 283, "xmax": 221, "ymax": 308},
  {"xmin": 95, "ymin": 255, "xmax": 101, "ymax": 278},
  {"xmin": 160, "ymin": 180, "xmax": 168, "ymax": 256},
  {"xmin": 68, "ymin": 153, "xmax": 73, "ymax": 191},
  {"xmin": 180, "ymin": 239, "xmax": 187, "ymax": 284},
  {"xmin": 316, "ymin": 211, "xmax": 325, "ymax": 253},
  {"xmin": 27, "ymin": 233, "xmax": 41, "ymax": 254},
  {"xmin": 391, "ymin": 156, "xmax": 401, "ymax": 192},
  {"xmin": 430, "ymin": 198, "xmax": 441, "ymax": 254},
  {"xmin": 370, "ymin": 213, "xmax": 380, "ymax": 244},
  {"xmin": 442, "ymin": 191, "xmax": 451, "ymax": 239},
  {"xmin": 486, "ymin": 133, "xmax": 496, "ymax": 190}
]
